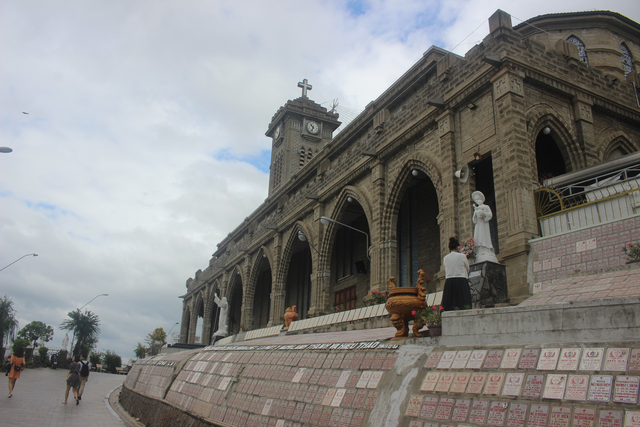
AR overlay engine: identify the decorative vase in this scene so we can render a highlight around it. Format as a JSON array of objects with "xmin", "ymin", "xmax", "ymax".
[
  {"xmin": 385, "ymin": 272, "xmax": 428, "ymax": 339},
  {"xmin": 428, "ymin": 325, "xmax": 442, "ymax": 337},
  {"xmin": 283, "ymin": 306, "xmax": 298, "ymax": 329}
]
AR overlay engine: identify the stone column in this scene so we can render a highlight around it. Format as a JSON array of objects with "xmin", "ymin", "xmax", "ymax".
[
  {"xmin": 573, "ymin": 95, "xmax": 598, "ymax": 167},
  {"xmin": 436, "ymin": 109, "xmax": 459, "ymax": 260},
  {"xmin": 268, "ymin": 232, "xmax": 285, "ymax": 326},
  {"xmin": 240, "ymin": 257, "xmax": 253, "ymax": 332},
  {"xmin": 187, "ymin": 300, "xmax": 198, "ymax": 344},
  {"xmin": 201, "ymin": 287, "xmax": 213, "ymax": 345},
  {"xmin": 370, "ymin": 160, "xmax": 387, "ymax": 290}
]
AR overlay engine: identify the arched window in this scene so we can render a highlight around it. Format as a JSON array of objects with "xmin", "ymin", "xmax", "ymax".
[
  {"xmin": 567, "ymin": 36, "xmax": 588, "ymax": 65},
  {"xmin": 621, "ymin": 43, "xmax": 633, "ymax": 75}
]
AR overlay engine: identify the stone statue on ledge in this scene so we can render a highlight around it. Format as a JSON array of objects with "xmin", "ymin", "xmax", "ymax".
[
  {"xmin": 213, "ymin": 294, "xmax": 229, "ymax": 338},
  {"xmin": 472, "ymin": 191, "xmax": 499, "ymax": 264}
]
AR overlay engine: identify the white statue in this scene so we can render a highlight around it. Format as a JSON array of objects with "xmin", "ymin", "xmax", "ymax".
[
  {"xmin": 213, "ymin": 295, "xmax": 229, "ymax": 337},
  {"xmin": 472, "ymin": 191, "xmax": 499, "ymax": 263},
  {"xmin": 61, "ymin": 333, "xmax": 69, "ymax": 351}
]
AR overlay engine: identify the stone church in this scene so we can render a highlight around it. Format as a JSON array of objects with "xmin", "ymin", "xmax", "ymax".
[{"xmin": 179, "ymin": 9, "xmax": 640, "ymax": 345}]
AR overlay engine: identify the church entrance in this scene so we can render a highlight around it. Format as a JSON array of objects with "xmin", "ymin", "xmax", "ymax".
[
  {"xmin": 285, "ymin": 240, "xmax": 313, "ymax": 319},
  {"xmin": 229, "ymin": 275, "xmax": 243, "ymax": 335},
  {"xmin": 253, "ymin": 257, "xmax": 272, "ymax": 329}
]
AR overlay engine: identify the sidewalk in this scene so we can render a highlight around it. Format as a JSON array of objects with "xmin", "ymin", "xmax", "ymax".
[{"xmin": 0, "ymin": 367, "xmax": 137, "ymax": 427}]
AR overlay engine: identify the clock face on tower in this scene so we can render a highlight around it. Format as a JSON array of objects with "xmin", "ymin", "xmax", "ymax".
[
  {"xmin": 274, "ymin": 126, "xmax": 281, "ymax": 140},
  {"xmin": 307, "ymin": 121, "xmax": 319, "ymax": 135}
]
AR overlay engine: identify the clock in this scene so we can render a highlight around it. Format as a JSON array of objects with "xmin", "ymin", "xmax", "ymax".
[
  {"xmin": 274, "ymin": 126, "xmax": 281, "ymax": 140},
  {"xmin": 307, "ymin": 121, "xmax": 319, "ymax": 135}
]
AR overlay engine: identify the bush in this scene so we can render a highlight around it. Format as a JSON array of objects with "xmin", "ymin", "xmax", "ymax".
[
  {"xmin": 89, "ymin": 352, "xmax": 103, "ymax": 367},
  {"xmin": 103, "ymin": 349, "xmax": 122, "ymax": 374},
  {"xmin": 38, "ymin": 347, "xmax": 49, "ymax": 366}
]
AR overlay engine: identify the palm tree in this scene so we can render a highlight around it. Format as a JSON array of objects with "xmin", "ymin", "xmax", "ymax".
[
  {"xmin": 60, "ymin": 309, "xmax": 101, "ymax": 356},
  {"xmin": 0, "ymin": 295, "xmax": 19, "ymax": 359}
]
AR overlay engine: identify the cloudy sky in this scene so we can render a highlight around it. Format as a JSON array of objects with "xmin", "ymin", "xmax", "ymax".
[{"xmin": 1, "ymin": 1, "xmax": 638, "ymax": 361}]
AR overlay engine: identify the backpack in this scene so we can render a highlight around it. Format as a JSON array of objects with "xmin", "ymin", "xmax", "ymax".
[{"xmin": 80, "ymin": 360, "xmax": 89, "ymax": 376}]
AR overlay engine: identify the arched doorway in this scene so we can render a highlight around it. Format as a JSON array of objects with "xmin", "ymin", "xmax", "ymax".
[
  {"xmin": 195, "ymin": 297, "xmax": 204, "ymax": 344},
  {"xmin": 285, "ymin": 233, "xmax": 313, "ymax": 319},
  {"xmin": 253, "ymin": 256, "xmax": 272, "ymax": 329},
  {"xmin": 535, "ymin": 128, "xmax": 568, "ymax": 183},
  {"xmin": 229, "ymin": 274, "xmax": 243, "ymax": 335}
]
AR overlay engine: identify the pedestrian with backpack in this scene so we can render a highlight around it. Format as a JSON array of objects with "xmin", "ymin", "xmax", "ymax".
[{"xmin": 77, "ymin": 353, "xmax": 91, "ymax": 401}]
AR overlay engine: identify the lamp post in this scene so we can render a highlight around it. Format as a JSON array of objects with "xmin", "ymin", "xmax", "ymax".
[
  {"xmin": 0, "ymin": 253, "xmax": 38, "ymax": 272},
  {"xmin": 167, "ymin": 322, "xmax": 179, "ymax": 346},
  {"xmin": 79, "ymin": 293, "xmax": 109, "ymax": 310},
  {"xmin": 320, "ymin": 216, "xmax": 371, "ymax": 259}
]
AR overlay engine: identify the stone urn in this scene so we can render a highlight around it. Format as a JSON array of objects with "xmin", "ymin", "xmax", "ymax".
[
  {"xmin": 283, "ymin": 306, "xmax": 298, "ymax": 329},
  {"xmin": 385, "ymin": 271, "xmax": 428, "ymax": 339}
]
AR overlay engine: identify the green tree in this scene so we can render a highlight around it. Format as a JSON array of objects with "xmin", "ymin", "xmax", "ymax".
[
  {"xmin": 103, "ymin": 349, "xmax": 122, "ymax": 374},
  {"xmin": 17, "ymin": 321, "xmax": 54, "ymax": 347},
  {"xmin": 89, "ymin": 351, "xmax": 103, "ymax": 367},
  {"xmin": 145, "ymin": 327, "xmax": 167, "ymax": 346},
  {"xmin": 37, "ymin": 347, "xmax": 49, "ymax": 366},
  {"xmin": 0, "ymin": 296, "xmax": 19, "ymax": 359},
  {"xmin": 60, "ymin": 309, "xmax": 101, "ymax": 355},
  {"xmin": 133, "ymin": 342, "xmax": 147, "ymax": 359}
]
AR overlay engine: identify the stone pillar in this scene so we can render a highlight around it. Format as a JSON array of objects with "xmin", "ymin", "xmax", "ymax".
[
  {"xmin": 370, "ymin": 159, "xmax": 389, "ymax": 290},
  {"xmin": 270, "ymin": 289, "xmax": 286, "ymax": 326},
  {"xmin": 201, "ymin": 288, "xmax": 213, "ymax": 345},
  {"xmin": 187, "ymin": 301, "xmax": 198, "ymax": 344},
  {"xmin": 268, "ymin": 232, "xmax": 285, "ymax": 326},
  {"xmin": 573, "ymin": 96, "xmax": 598, "ymax": 166},
  {"xmin": 436, "ymin": 109, "xmax": 459, "ymax": 259},
  {"xmin": 240, "ymin": 258, "xmax": 253, "ymax": 332}
]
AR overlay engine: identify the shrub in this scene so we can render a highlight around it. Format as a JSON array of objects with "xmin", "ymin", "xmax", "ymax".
[
  {"xmin": 103, "ymin": 349, "xmax": 122, "ymax": 374},
  {"xmin": 89, "ymin": 352, "xmax": 103, "ymax": 367},
  {"xmin": 38, "ymin": 347, "xmax": 49, "ymax": 366}
]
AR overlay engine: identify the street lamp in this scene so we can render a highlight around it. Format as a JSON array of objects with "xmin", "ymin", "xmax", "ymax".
[
  {"xmin": 79, "ymin": 293, "xmax": 109, "ymax": 310},
  {"xmin": 167, "ymin": 322, "xmax": 179, "ymax": 346},
  {"xmin": 0, "ymin": 147, "xmax": 13, "ymax": 153},
  {"xmin": 320, "ymin": 216, "xmax": 371, "ymax": 260},
  {"xmin": 0, "ymin": 253, "xmax": 38, "ymax": 272}
]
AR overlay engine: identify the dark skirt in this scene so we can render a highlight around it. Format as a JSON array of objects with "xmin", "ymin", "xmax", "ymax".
[
  {"xmin": 67, "ymin": 372, "xmax": 80, "ymax": 388},
  {"xmin": 441, "ymin": 277, "xmax": 472, "ymax": 311}
]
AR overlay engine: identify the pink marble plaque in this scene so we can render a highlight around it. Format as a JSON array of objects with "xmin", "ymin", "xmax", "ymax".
[
  {"xmin": 436, "ymin": 351, "xmax": 457, "ymax": 369},
  {"xmin": 527, "ymin": 404, "xmax": 549, "ymax": 427},
  {"xmin": 424, "ymin": 352, "xmax": 442, "ymax": 369},
  {"xmin": 613, "ymin": 375, "xmax": 639, "ymax": 403},
  {"xmin": 543, "ymin": 374, "xmax": 567, "ymax": 399},
  {"xmin": 322, "ymin": 388, "xmax": 337, "ymax": 406},
  {"xmin": 341, "ymin": 388, "xmax": 356, "ymax": 408},
  {"xmin": 518, "ymin": 349, "xmax": 540, "ymax": 370},
  {"xmin": 450, "ymin": 372, "xmax": 471, "ymax": 393},
  {"xmin": 323, "ymin": 353, "xmax": 337, "ymax": 369},
  {"xmin": 420, "ymin": 372, "xmax": 440, "ymax": 392},
  {"xmin": 483, "ymin": 373, "xmax": 505, "ymax": 395},
  {"xmin": 407, "ymin": 421, "xmax": 423, "ymax": 427},
  {"xmin": 331, "ymin": 389, "xmax": 347, "ymax": 407},
  {"xmin": 451, "ymin": 350, "xmax": 472, "ymax": 369},
  {"xmin": 502, "ymin": 373, "xmax": 524, "ymax": 396},
  {"xmin": 382, "ymin": 353, "xmax": 398, "ymax": 371},
  {"xmin": 327, "ymin": 370, "xmax": 342, "ymax": 387},
  {"xmin": 466, "ymin": 372, "xmax": 488, "ymax": 394},
  {"xmin": 565, "ymin": 375, "xmax": 589, "ymax": 400},
  {"xmin": 335, "ymin": 371, "xmax": 351, "ymax": 388},
  {"xmin": 466, "ymin": 349, "xmax": 488, "ymax": 369},
  {"xmin": 506, "ymin": 403, "xmax": 527, "ymax": 427},
  {"xmin": 588, "ymin": 375, "xmax": 613, "ymax": 402},
  {"xmin": 483, "ymin": 349, "xmax": 504, "ymax": 369},
  {"xmin": 292, "ymin": 368, "xmax": 306, "ymax": 383},
  {"xmin": 366, "ymin": 371, "xmax": 383, "ymax": 389},
  {"xmin": 434, "ymin": 372, "xmax": 455, "ymax": 393},
  {"xmin": 604, "ymin": 348, "xmax": 630, "ymax": 371},
  {"xmin": 451, "ymin": 399, "xmax": 471, "ymax": 422},
  {"xmin": 332, "ymin": 353, "xmax": 346, "ymax": 369},
  {"xmin": 418, "ymin": 396, "xmax": 438, "ymax": 419},
  {"xmin": 370, "ymin": 353, "xmax": 386, "ymax": 370},
  {"xmin": 314, "ymin": 386, "xmax": 328, "ymax": 405},
  {"xmin": 423, "ymin": 423, "xmax": 439, "ymax": 427},
  {"xmin": 350, "ymin": 410, "xmax": 365, "ymax": 427},
  {"xmin": 363, "ymin": 390, "xmax": 377, "ymax": 411},
  {"xmin": 360, "ymin": 353, "xmax": 375, "ymax": 370},
  {"xmin": 351, "ymin": 389, "xmax": 367, "ymax": 409},
  {"xmin": 597, "ymin": 410, "xmax": 623, "ymax": 427},
  {"xmin": 434, "ymin": 397, "xmax": 454, "ymax": 420},
  {"xmin": 486, "ymin": 401, "xmax": 508, "ymax": 426},
  {"xmin": 468, "ymin": 399, "xmax": 489, "ymax": 424},
  {"xmin": 629, "ymin": 349, "xmax": 640, "ymax": 372},
  {"xmin": 261, "ymin": 399, "xmax": 273, "ymax": 416},
  {"xmin": 355, "ymin": 371, "xmax": 371, "ymax": 389},
  {"xmin": 319, "ymin": 407, "xmax": 333, "ymax": 425},
  {"xmin": 537, "ymin": 348, "xmax": 560, "ymax": 370},
  {"xmin": 572, "ymin": 407, "xmax": 596, "ymax": 427},
  {"xmin": 405, "ymin": 394, "xmax": 424, "ymax": 417},
  {"xmin": 625, "ymin": 412, "xmax": 640, "ymax": 427},
  {"xmin": 345, "ymin": 371, "xmax": 360, "ymax": 389},
  {"xmin": 549, "ymin": 406, "xmax": 572, "ymax": 427},
  {"xmin": 579, "ymin": 348, "xmax": 604, "ymax": 371},
  {"xmin": 339, "ymin": 408, "xmax": 354, "ymax": 427},
  {"xmin": 500, "ymin": 348, "xmax": 522, "ymax": 369},
  {"xmin": 557, "ymin": 348, "xmax": 581, "ymax": 371}
]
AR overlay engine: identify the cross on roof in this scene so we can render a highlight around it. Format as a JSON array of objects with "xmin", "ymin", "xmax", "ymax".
[{"xmin": 297, "ymin": 79, "xmax": 312, "ymax": 98}]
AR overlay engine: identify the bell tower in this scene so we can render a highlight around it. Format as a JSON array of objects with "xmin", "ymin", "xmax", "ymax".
[{"xmin": 266, "ymin": 79, "xmax": 341, "ymax": 196}]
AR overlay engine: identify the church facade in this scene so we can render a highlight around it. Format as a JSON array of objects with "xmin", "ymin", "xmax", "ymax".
[{"xmin": 180, "ymin": 10, "xmax": 640, "ymax": 345}]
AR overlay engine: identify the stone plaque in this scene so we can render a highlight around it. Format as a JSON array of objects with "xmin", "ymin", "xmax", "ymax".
[
  {"xmin": 468, "ymin": 399, "xmax": 489, "ymax": 424},
  {"xmin": 319, "ymin": 407, "xmax": 333, "ymax": 425},
  {"xmin": 483, "ymin": 373, "xmax": 505, "ymax": 395},
  {"xmin": 420, "ymin": 372, "xmax": 440, "ymax": 392},
  {"xmin": 350, "ymin": 411, "xmax": 365, "ymax": 427},
  {"xmin": 424, "ymin": 352, "xmax": 442, "ymax": 369},
  {"xmin": 351, "ymin": 389, "xmax": 367, "ymax": 409},
  {"xmin": 355, "ymin": 371, "xmax": 372, "ymax": 389},
  {"xmin": 506, "ymin": 403, "xmax": 527, "ymax": 427},
  {"xmin": 450, "ymin": 372, "xmax": 471, "ymax": 393},
  {"xmin": 423, "ymin": 423, "xmax": 439, "ymax": 427},
  {"xmin": 361, "ymin": 352, "xmax": 375, "ymax": 370},
  {"xmin": 588, "ymin": 375, "xmax": 613, "ymax": 402},
  {"xmin": 437, "ymin": 351, "xmax": 457, "ymax": 369},
  {"xmin": 629, "ymin": 349, "xmax": 640, "ymax": 372},
  {"xmin": 261, "ymin": 399, "xmax": 273, "ymax": 416},
  {"xmin": 613, "ymin": 375, "xmax": 639, "ymax": 403},
  {"xmin": 331, "ymin": 389, "xmax": 347, "ymax": 407},
  {"xmin": 366, "ymin": 371, "xmax": 383, "ymax": 389},
  {"xmin": 549, "ymin": 406, "xmax": 572, "ymax": 427},
  {"xmin": 341, "ymin": 388, "xmax": 356, "ymax": 408},
  {"xmin": 557, "ymin": 348, "xmax": 581, "ymax": 371},
  {"xmin": 407, "ymin": 421, "xmax": 423, "ymax": 427},
  {"xmin": 292, "ymin": 368, "xmax": 306, "ymax": 383},
  {"xmin": 466, "ymin": 372, "xmax": 488, "ymax": 394},
  {"xmin": 405, "ymin": 394, "xmax": 425, "ymax": 417},
  {"xmin": 418, "ymin": 396, "xmax": 439, "ymax": 419},
  {"xmin": 451, "ymin": 399, "xmax": 471, "ymax": 422},
  {"xmin": 598, "ymin": 410, "xmax": 623, "ymax": 427},
  {"xmin": 484, "ymin": 349, "xmax": 504, "ymax": 369},
  {"xmin": 527, "ymin": 404, "xmax": 549, "ymax": 427},
  {"xmin": 435, "ymin": 372, "xmax": 455, "ymax": 393},
  {"xmin": 349, "ymin": 353, "xmax": 363, "ymax": 370},
  {"xmin": 434, "ymin": 397, "xmax": 455, "ymax": 420},
  {"xmin": 522, "ymin": 374, "xmax": 545, "ymax": 398},
  {"xmin": 339, "ymin": 409, "xmax": 354, "ymax": 427},
  {"xmin": 322, "ymin": 388, "xmax": 337, "ymax": 406},
  {"xmin": 565, "ymin": 375, "xmax": 589, "ymax": 401},
  {"xmin": 572, "ymin": 407, "xmax": 596, "ymax": 427},
  {"xmin": 604, "ymin": 348, "xmax": 630, "ymax": 372},
  {"xmin": 382, "ymin": 353, "xmax": 398, "ymax": 371},
  {"xmin": 625, "ymin": 412, "xmax": 640, "ymax": 427},
  {"xmin": 346, "ymin": 371, "xmax": 360, "ymax": 389},
  {"xmin": 537, "ymin": 348, "xmax": 560, "ymax": 370},
  {"xmin": 543, "ymin": 374, "xmax": 567, "ymax": 399},
  {"xmin": 314, "ymin": 386, "xmax": 328, "ymax": 405},
  {"xmin": 500, "ymin": 348, "xmax": 522, "ymax": 369},
  {"xmin": 466, "ymin": 349, "xmax": 488, "ymax": 369},
  {"xmin": 327, "ymin": 370, "xmax": 342, "ymax": 387},
  {"xmin": 335, "ymin": 371, "xmax": 351, "ymax": 388},
  {"xmin": 363, "ymin": 390, "xmax": 377, "ymax": 411},
  {"xmin": 451, "ymin": 350, "xmax": 472, "ymax": 369},
  {"xmin": 579, "ymin": 348, "xmax": 604, "ymax": 371},
  {"xmin": 502, "ymin": 373, "xmax": 524, "ymax": 396},
  {"xmin": 486, "ymin": 401, "xmax": 508, "ymax": 426}
]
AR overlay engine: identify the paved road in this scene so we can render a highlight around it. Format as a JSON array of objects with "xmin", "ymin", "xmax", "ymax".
[{"xmin": 0, "ymin": 367, "xmax": 136, "ymax": 427}]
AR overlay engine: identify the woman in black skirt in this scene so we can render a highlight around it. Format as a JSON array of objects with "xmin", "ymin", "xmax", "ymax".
[{"xmin": 441, "ymin": 237, "xmax": 472, "ymax": 311}]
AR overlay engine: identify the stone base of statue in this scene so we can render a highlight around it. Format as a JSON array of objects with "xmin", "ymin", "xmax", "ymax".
[
  {"xmin": 57, "ymin": 350, "xmax": 69, "ymax": 369},
  {"xmin": 469, "ymin": 261, "xmax": 508, "ymax": 307}
]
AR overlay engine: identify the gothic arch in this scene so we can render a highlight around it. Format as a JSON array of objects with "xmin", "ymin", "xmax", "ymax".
[
  {"xmin": 244, "ymin": 248, "xmax": 273, "ymax": 330},
  {"xmin": 180, "ymin": 302, "xmax": 191, "ymax": 344},
  {"xmin": 596, "ymin": 129, "xmax": 638, "ymax": 161}
]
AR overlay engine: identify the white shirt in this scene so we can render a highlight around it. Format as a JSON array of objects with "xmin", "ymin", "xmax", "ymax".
[{"xmin": 443, "ymin": 251, "xmax": 470, "ymax": 278}]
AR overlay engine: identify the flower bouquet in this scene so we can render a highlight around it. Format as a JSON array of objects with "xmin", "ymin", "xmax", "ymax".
[
  {"xmin": 412, "ymin": 305, "xmax": 443, "ymax": 326},
  {"xmin": 458, "ymin": 237, "xmax": 475, "ymax": 260}
]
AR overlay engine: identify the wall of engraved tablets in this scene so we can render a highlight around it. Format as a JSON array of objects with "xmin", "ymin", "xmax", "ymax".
[{"xmin": 403, "ymin": 344, "xmax": 640, "ymax": 427}]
